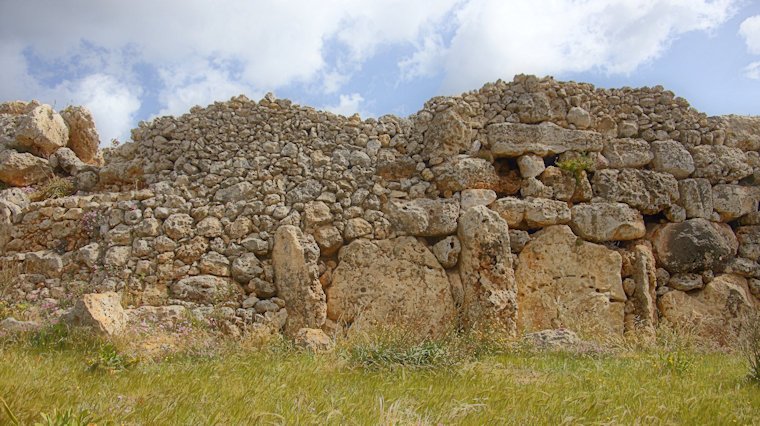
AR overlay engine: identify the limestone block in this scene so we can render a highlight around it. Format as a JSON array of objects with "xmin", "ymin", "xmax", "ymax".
[
  {"xmin": 592, "ymin": 169, "xmax": 679, "ymax": 214},
  {"xmin": 602, "ymin": 138, "xmax": 653, "ymax": 168},
  {"xmin": 569, "ymin": 202, "xmax": 645, "ymax": 242},
  {"xmin": 383, "ymin": 198, "xmax": 459, "ymax": 237},
  {"xmin": 490, "ymin": 197, "xmax": 570, "ymax": 230},
  {"xmin": 326, "ymin": 237, "xmax": 456, "ymax": 337},
  {"xmin": 0, "ymin": 149, "xmax": 52, "ymax": 186},
  {"xmin": 489, "ymin": 122, "xmax": 604, "ymax": 157},
  {"xmin": 678, "ymin": 178, "xmax": 713, "ymax": 219},
  {"xmin": 60, "ymin": 106, "xmax": 100, "ymax": 164},
  {"xmin": 712, "ymin": 184, "xmax": 758, "ymax": 222},
  {"xmin": 67, "ymin": 292, "xmax": 128, "ymax": 336},
  {"xmin": 649, "ymin": 218, "xmax": 738, "ymax": 273},
  {"xmin": 690, "ymin": 145, "xmax": 753, "ymax": 184},
  {"xmin": 650, "ymin": 140, "xmax": 694, "ymax": 178},
  {"xmin": 15, "ymin": 104, "xmax": 68, "ymax": 157},
  {"xmin": 516, "ymin": 225, "xmax": 625, "ymax": 337}
]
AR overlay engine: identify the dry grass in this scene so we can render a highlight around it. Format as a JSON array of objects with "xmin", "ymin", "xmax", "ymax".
[{"xmin": 1, "ymin": 322, "xmax": 759, "ymax": 425}]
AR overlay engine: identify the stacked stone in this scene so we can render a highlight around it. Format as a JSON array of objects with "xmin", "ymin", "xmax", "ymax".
[
  {"xmin": 0, "ymin": 101, "xmax": 102, "ymax": 190},
  {"xmin": 0, "ymin": 76, "xmax": 758, "ymax": 342}
]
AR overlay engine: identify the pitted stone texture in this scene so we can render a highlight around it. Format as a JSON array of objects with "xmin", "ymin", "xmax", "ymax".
[
  {"xmin": 15, "ymin": 104, "xmax": 68, "ymax": 157},
  {"xmin": 457, "ymin": 206, "xmax": 518, "ymax": 335},
  {"xmin": 516, "ymin": 225, "xmax": 625, "ymax": 337},
  {"xmin": 649, "ymin": 218, "xmax": 738, "ymax": 273},
  {"xmin": 689, "ymin": 145, "xmax": 753, "ymax": 184},
  {"xmin": 272, "ymin": 225, "xmax": 326, "ymax": 336},
  {"xmin": 737, "ymin": 226, "xmax": 760, "ymax": 261},
  {"xmin": 460, "ymin": 189, "xmax": 497, "ymax": 210},
  {"xmin": 678, "ymin": 179, "xmax": 713, "ymax": 219},
  {"xmin": 489, "ymin": 122, "xmax": 604, "ymax": 157},
  {"xmin": 171, "ymin": 275, "xmax": 238, "ymax": 304},
  {"xmin": 432, "ymin": 236, "xmax": 461, "ymax": 269},
  {"xmin": 712, "ymin": 184, "xmax": 758, "ymax": 222},
  {"xmin": 60, "ymin": 106, "xmax": 100, "ymax": 164},
  {"xmin": 67, "ymin": 292, "xmax": 128, "ymax": 336},
  {"xmin": 650, "ymin": 140, "xmax": 694, "ymax": 178},
  {"xmin": 625, "ymin": 244, "xmax": 658, "ymax": 333},
  {"xmin": 592, "ymin": 169, "xmax": 679, "ymax": 214},
  {"xmin": 602, "ymin": 138, "xmax": 653, "ymax": 169},
  {"xmin": 326, "ymin": 237, "xmax": 456, "ymax": 338},
  {"xmin": 383, "ymin": 198, "xmax": 459, "ymax": 237},
  {"xmin": 0, "ymin": 149, "xmax": 52, "ymax": 186},
  {"xmin": 517, "ymin": 154, "xmax": 545, "ymax": 178},
  {"xmin": 432, "ymin": 156, "xmax": 509, "ymax": 194},
  {"xmin": 658, "ymin": 274, "xmax": 758, "ymax": 341},
  {"xmin": 539, "ymin": 166, "xmax": 592, "ymax": 202},
  {"xmin": 423, "ymin": 109, "xmax": 472, "ymax": 159},
  {"xmin": 490, "ymin": 197, "xmax": 570, "ymax": 230},
  {"xmin": 566, "ymin": 107, "xmax": 592, "ymax": 129},
  {"xmin": 569, "ymin": 202, "xmax": 645, "ymax": 242},
  {"xmin": 163, "ymin": 213, "xmax": 194, "ymax": 240}
]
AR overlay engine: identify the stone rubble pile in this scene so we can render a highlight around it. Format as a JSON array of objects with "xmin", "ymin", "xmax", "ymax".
[{"xmin": 0, "ymin": 75, "xmax": 758, "ymax": 341}]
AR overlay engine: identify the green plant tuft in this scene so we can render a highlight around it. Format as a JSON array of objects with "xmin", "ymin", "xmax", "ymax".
[{"xmin": 557, "ymin": 153, "xmax": 594, "ymax": 182}]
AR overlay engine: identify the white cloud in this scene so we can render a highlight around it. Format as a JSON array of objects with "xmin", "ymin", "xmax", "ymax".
[
  {"xmin": 744, "ymin": 61, "xmax": 760, "ymax": 79},
  {"xmin": 322, "ymin": 93, "xmax": 367, "ymax": 117},
  {"xmin": 740, "ymin": 15, "xmax": 760, "ymax": 55},
  {"xmin": 0, "ymin": 0, "xmax": 741, "ymax": 141},
  {"xmin": 426, "ymin": 0, "xmax": 736, "ymax": 92}
]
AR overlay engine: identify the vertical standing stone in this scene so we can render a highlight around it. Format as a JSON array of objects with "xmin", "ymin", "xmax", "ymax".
[
  {"xmin": 457, "ymin": 205, "xmax": 518, "ymax": 336},
  {"xmin": 272, "ymin": 225, "xmax": 326, "ymax": 336}
]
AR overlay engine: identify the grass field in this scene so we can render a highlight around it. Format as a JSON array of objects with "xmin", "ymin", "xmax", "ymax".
[{"xmin": 1, "ymin": 325, "xmax": 759, "ymax": 425}]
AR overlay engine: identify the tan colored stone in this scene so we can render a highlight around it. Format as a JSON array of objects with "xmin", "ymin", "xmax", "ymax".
[
  {"xmin": 490, "ymin": 197, "xmax": 570, "ymax": 230},
  {"xmin": 273, "ymin": 225, "xmax": 326, "ymax": 336},
  {"xmin": 294, "ymin": 328, "xmax": 332, "ymax": 352},
  {"xmin": 458, "ymin": 206, "xmax": 518, "ymax": 335},
  {"xmin": 326, "ymin": 237, "xmax": 456, "ymax": 337},
  {"xmin": 516, "ymin": 225, "xmax": 625, "ymax": 337},
  {"xmin": 60, "ymin": 105, "xmax": 101, "ymax": 165},
  {"xmin": 569, "ymin": 202, "xmax": 645, "ymax": 242},
  {"xmin": 489, "ymin": 122, "xmax": 604, "ymax": 157},
  {"xmin": 0, "ymin": 149, "xmax": 52, "ymax": 186},
  {"xmin": 15, "ymin": 104, "xmax": 68, "ymax": 157},
  {"xmin": 658, "ymin": 274, "xmax": 758, "ymax": 342},
  {"xmin": 67, "ymin": 292, "xmax": 128, "ymax": 336}
]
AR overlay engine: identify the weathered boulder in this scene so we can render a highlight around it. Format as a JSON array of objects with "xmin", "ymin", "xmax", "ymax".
[
  {"xmin": 163, "ymin": 213, "xmax": 194, "ymax": 240},
  {"xmin": 592, "ymin": 169, "xmax": 679, "ymax": 214},
  {"xmin": 539, "ymin": 166, "xmax": 592, "ymax": 202},
  {"xmin": 313, "ymin": 225, "xmax": 343, "ymax": 256},
  {"xmin": 650, "ymin": 140, "xmax": 694, "ymax": 178},
  {"xmin": 25, "ymin": 251, "xmax": 63, "ymax": 278},
  {"xmin": 383, "ymin": 198, "xmax": 459, "ymax": 237},
  {"xmin": 489, "ymin": 122, "xmax": 604, "ymax": 157},
  {"xmin": 460, "ymin": 189, "xmax": 497, "ymax": 210},
  {"xmin": 569, "ymin": 202, "xmax": 645, "ymax": 242},
  {"xmin": 170, "ymin": 275, "xmax": 236, "ymax": 304},
  {"xmin": 737, "ymin": 226, "xmax": 760, "ymax": 261},
  {"xmin": 712, "ymin": 184, "xmax": 758, "ymax": 222},
  {"xmin": 49, "ymin": 147, "xmax": 87, "ymax": 175},
  {"xmin": 326, "ymin": 237, "xmax": 456, "ymax": 337},
  {"xmin": 0, "ymin": 317, "xmax": 40, "ymax": 334},
  {"xmin": 490, "ymin": 197, "xmax": 570, "ymax": 230},
  {"xmin": 658, "ymin": 274, "xmax": 758, "ymax": 342},
  {"xmin": 432, "ymin": 156, "xmax": 509, "ymax": 193},
  {"xmin": 214, "ymin": 182, "xmax": 254, "ymax": 203},
  {"xmin": 516, "ymin": 154, "xmax": 545, "ymax": 178},
  {"xmin": 231, "ymin": 253, "xmax": 263, "ymax": 284},
  {"xmin": 432, "ymin": 235, "xmax": 461, "ymax": 269},
  {"xmin": 602, "ymin": 138, "xmax": 653, "ymax": 168},
  {"xmin": 422, "ymin": 109, "xmax": 472, "ymax": 159},
  {"xmin": 566, "ymin": 106, "xmax": 592, "ymax": 129},
  {"xmin": 678, "ymin": 178, "xmax": 713, "ymax": 219},
  {"xmin": 272, "ymin": 225, "xmax": 326, "ymax": 336},
  {"xmin": 15, "ymin": 104, "xmax": 68, "ymax": 157},
  {"xmin": 689, "ymin": 145, "xmax": 753, "ymax": 184},
  {"xmin": 649, "ymin": 218, "xmax": 738, "ymax": 273},
  {"xmin": 457, "ymin": 206, "xmax": 518, "ymax": 335},
  {"xmin": 60, "ymin": 106, "xmax": 100, "ymax": 164},
  {"xmin": 722, "ymin": 115, "xmax": 760, "ymax": 151},
  {"xmin": 294, "ymin": 328, "xmax": 332, "ymax": 352},
  {"xmin": 516, "ymin": 225, "xmax": 625, "ymax": 337},
  {"xmin": 0, "ymin": 149, "xmax": 52, "ymax": 186},
  {"xmin": 67, "ymin": 292, "xmax": 128, "ymax": 336}
]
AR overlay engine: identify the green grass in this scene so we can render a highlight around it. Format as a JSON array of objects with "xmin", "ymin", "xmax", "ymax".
[{"xmin": 1, "ymin": 329, "xmax": 759, "ymax": 425}]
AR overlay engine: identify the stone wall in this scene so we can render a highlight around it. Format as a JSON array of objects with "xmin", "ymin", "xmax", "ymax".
[{"xmin": 1, "ymin": 75, "xmax": 759, "ymax": 341}]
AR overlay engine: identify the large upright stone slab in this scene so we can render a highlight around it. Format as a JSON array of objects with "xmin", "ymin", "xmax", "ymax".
[
  {"xmin": 326, "ymin": 237, "xmax": 456, "ymax": 338},
  {"xmin": 457, "ymin": 206, "xmax": 518, "ymax": 335},
  {"xmin": 658, "ymin": 274, "xmax": 758, "ymax": 341},
  {"xmin": 488, "ymin": 122, "xmax": 605, "ymax": 157},
  {"xmin": 516, "ymin": 225, "xmax": 625, "ymax": 337},
  {"xmin": 272, "ymin": 225, "xmax": 326, "ymax": 336}
]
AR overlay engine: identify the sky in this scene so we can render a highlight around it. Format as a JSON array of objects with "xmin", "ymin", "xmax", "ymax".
[{"xmin": 0, "ymin": 0, "xmax": 759, "ymax": 145}]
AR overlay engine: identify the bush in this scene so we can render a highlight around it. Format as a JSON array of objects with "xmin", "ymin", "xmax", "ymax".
[
  {"xmin": 557, "ymin": 153, "xmax": 594, "ymax": 182},
  {"xmin": 30, "ymin": 176, "xmax": 75, "ymax": 202},
  {"xmin": 744, "ymin": 313, "xmax": 760, "ymax": 383}
]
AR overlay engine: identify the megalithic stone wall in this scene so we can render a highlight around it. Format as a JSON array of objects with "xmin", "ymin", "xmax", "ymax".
[{"xmin": 1, "ymin": 75, "xmax": 759, "ymax": 341}]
